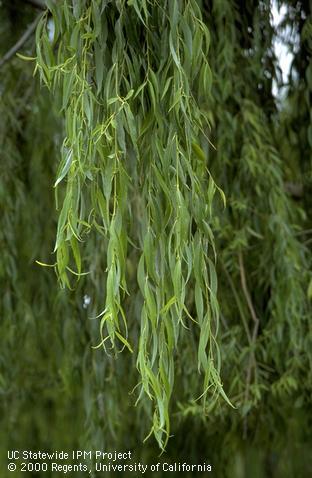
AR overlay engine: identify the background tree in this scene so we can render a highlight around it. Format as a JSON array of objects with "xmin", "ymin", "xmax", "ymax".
[{"xmin": 0, "ymin": 1, "xmax": 311, "ymax": 476}]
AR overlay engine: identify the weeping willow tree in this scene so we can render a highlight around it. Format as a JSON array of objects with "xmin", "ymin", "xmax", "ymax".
[{"xmin": 0, "ymin": 0, "xmax": 311, "ymax": 477}]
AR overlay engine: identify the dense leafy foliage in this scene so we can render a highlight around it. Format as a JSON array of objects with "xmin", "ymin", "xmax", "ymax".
[{"xmin": 0, "ymin": 0, "xmax": 311, "ymax": 476}]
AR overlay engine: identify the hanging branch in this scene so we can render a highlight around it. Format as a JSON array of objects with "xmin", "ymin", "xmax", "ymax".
[
  {"xmin": 34, "ymin": 0, "xmax": 230, "ymax": 449},
  {"xmin": 0, "ymin": 13, "xmax": 42, "ymax": 69},
  {"xmin": 238, "ymin": 251, "xmax": 259, "ymax": 335},
  {"xmin": 238, "ymin": 250, "xmax": 259, "ymax": 438}
]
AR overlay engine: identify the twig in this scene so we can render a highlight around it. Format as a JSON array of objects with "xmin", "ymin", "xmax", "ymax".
[
  {"xmin": 221, "ymin": 260, "xmax": 252, "ymax": 344},
  {"xmin": 0, "ymin": 13, "xmax": 42, "ymax": 69},
  {"xmin": 238, "ymin": 251, "xmax": 259, "ymax": 332},
  {"xmin": 238, "ymin": 250, "xmax": 259, "ymax": 439}
]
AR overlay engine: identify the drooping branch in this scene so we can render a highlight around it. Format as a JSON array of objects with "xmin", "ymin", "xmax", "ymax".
[
  {"xmin": 238, "ymin": 251, "xmax": 259, "ymax": 339},
  {"xmin": 238, "ymin": 250, "xmax": 259, "ymax": 438},
  {"xmin": 0, "ymin": 13, "xmax": 42, "ymax": 69}
]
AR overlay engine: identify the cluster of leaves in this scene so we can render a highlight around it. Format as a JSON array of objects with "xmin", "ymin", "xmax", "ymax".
[
  {"xmin": 277, "ymin": 0, "xmax": 312, "ymax": 217},
  {"xmin": 197, "ymin": 0, "xmax": 311, "ymax": 469},
  {"xmin": 1, "ymin": 0, "xmax": 311, "ymax": 476},
  {"xmin": 34, "ymin": 0, "xmax": 229, "ymax": 448}
]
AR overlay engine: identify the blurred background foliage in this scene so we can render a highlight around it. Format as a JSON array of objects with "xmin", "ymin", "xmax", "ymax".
[{"xmin": 0, "ymin": 0, "xmax": 311, "ymax": 477}]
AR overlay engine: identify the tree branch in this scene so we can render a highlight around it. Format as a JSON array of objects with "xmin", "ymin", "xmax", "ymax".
[
  {"xmin": 238, "ymin": 251, "xmax": 259, "ymax": 439},
  {"xmin": 238, "ymin": 251, "xmax": 259, "ymax": 336},
  {"xmin": 0, "ymin": 13, "xmax": 42, "ymax": 69}
]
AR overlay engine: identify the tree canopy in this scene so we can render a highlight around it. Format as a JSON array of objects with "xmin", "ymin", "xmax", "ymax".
[{"xmin": 0, "ymin": 1, "xmax": 311, "ymax": 476}]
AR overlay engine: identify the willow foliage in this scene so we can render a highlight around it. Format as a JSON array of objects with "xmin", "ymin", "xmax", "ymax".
[
  {"xmin": 207, "ymin": 0, "xmax": 310, "ymax": 398},
  {"xmin": 200, "ymin": 0, "xmax": 312, "ymax": 469},
  {"xmin": 34, "ymin": 0, "xmax": 228, "ymax": 448},
  {"xmin": 1, "ymin": 0, "xmax": 311, "ymax": 476}
]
